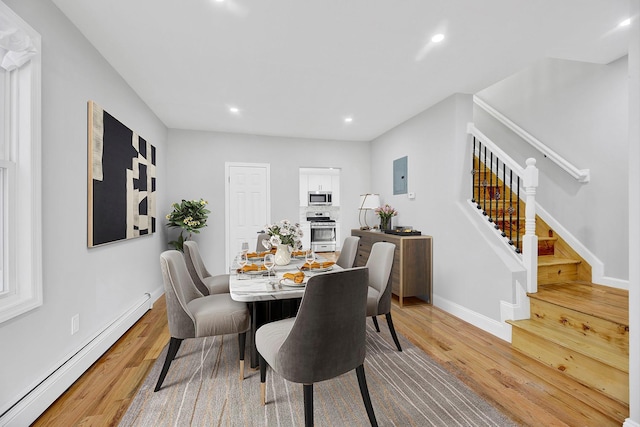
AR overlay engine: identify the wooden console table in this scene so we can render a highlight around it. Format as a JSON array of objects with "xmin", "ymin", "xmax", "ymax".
[{"xmin": 351, "ymin": 229, "xmax": 432, "ymax": 307}]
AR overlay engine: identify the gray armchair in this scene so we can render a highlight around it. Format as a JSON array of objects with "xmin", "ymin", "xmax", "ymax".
[
  {"xmin": 155, "ymin": 250, "xmax": 250, "ymax": 392},
  {"xmin": 366, "ymin": 241, "xmax": 402, "ymax": 351},
  {"xmin": 255, "ymin": 267, "xmax": 378, "ymax": 427},
  {"xmin": 183, "ymin": 240, "xmax": 229, "ymax": 295},
  {"xmin": 336, "ymin": 236, "xmax": 360, "ymax": 268}
]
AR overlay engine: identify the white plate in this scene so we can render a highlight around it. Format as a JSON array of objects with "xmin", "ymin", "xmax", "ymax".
[
  {"xmin": 298, "ymin": 265, "xmax": 334, "ymax": 273},
  {"xmin": 280, "ymin": 278, "xmax": 308, "ymax": 287}
]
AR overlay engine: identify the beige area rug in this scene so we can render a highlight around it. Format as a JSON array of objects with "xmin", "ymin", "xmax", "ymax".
[{"xmin": 120, "ymin": 322, "xmax": 517, "ymax": 426}]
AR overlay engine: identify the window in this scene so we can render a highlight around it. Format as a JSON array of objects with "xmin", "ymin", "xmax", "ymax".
[{"xmin": 0, "ymin": 2, "xmax": 42, "ymax": 323}]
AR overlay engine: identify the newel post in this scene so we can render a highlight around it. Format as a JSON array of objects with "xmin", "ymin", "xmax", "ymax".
[{"xmin": 522, "ymin": 158, "xmax": 538, "ymax": 293}]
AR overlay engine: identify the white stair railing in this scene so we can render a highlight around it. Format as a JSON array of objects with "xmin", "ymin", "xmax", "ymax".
[{"xmin": 474, "ymin": 95, "xmax": 589, "ymax": 183}]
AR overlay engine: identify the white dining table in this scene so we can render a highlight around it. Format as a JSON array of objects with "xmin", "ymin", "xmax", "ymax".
[{"xmin": 229, "ymin": 257, "xmax": 342, "ymax": 367}]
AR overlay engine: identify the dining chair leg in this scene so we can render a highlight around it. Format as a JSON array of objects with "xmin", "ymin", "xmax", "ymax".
[
  {"xmin": 385, "ymin": 312, "xmax": 402, "ymax": 351},
  {"xmin": 238, "ymin": 332, "xmax": 246, "ymax": 381},
  {"xmin": 154, "ymin": 337, "xmax": 183, "ymax": 392},
  {"xmin": 371, "ymin": 316, "xmax": 380, "ymax": 332},
  {"xmin": 259, "ymin": 353, "xmax": 267, "ymax": 405},
  {"xmin": 303, "ymin": 384, "xmax": 314, "ymax": 427},
  {"xmin": 356, "ymin": 365, "xmax": 378, "ymax": 427}
]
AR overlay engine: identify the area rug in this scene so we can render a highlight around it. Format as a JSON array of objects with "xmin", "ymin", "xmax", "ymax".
[{"xmin": 120, "ymin": 322, "xmax": 516, "ymax": 426}]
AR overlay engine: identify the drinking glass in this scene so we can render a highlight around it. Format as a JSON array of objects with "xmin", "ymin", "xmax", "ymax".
[
  {"xmin": 305, "ymin": 249, "xmax": 315, "ymax": 270},
  {"xmin": 262, "ymin": 238, "xmax": 272, "ymax": 251},
  {"xmin": 263, "ymin": 253, "xmax": 275, "ymax": 283},
  {"xmin": 241, "ymin": 241, "xmax": 249, "ymax": 253}
]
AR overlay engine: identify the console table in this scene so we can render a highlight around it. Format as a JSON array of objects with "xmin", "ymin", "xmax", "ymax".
[{"xmin": 351, "ymin": 229, "xmax": 432, "ymax": 307}]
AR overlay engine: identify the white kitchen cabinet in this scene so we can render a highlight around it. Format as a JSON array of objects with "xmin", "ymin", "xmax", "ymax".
[
  {"xmin": 307, "ymin": 174, "xmax": 333, "ymax": 192},
  {"xmin": 299, "ymin": 174, "xmax": 309, "ymax": 206},
  {"xmin": 299, "ymin": 168, "xmax": 341, "ymax": 206}
]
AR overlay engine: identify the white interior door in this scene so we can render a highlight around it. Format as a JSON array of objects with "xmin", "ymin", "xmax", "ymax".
[{"xmin": 225, "ymin": 163, "xmax": 270, "ymax": 270}]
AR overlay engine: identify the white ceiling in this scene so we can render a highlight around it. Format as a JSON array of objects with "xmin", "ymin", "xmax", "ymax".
[{"xmin": 52, "ymin": 0, "xmax": 630, "ymax": 142}]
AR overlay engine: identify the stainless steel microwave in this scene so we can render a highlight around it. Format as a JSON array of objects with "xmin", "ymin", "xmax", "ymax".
[{"xmin": 308, "ymin": 191, "xmax": 332, "ymax": 206}]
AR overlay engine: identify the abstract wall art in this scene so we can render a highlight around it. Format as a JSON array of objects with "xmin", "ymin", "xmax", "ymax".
[{"xmin": 87, "ymin": 101, "xmax": 156, "ymax": 247}]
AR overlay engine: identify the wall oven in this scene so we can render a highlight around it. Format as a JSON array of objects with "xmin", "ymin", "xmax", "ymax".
[
  {"xmin": 307, "ymin": 212, "xmax": 336, "ymax": 252},
  {"xmin": 308, "ymin": 191, "xmax": 332, "ymax": 206}
]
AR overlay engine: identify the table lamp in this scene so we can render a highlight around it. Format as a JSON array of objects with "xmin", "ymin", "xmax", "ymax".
[{"xmin": 358, "ymin": 193, "xmax": 380, "ymax": 230}]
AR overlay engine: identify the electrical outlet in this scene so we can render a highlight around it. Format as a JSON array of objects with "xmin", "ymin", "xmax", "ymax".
[{"xmin": 71, "ymin": 314, "xmax": 79, "ymax": 335}]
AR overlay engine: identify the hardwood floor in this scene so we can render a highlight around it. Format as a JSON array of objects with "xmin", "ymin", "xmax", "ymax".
[{"xmin": 33, "ymin": 296, "xmax": 626, "ymax": 426}]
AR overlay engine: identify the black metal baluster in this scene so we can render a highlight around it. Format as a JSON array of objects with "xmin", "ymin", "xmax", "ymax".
[
  {"xmin": 482, "ymin": 146, "xmax": 488, "ymax": 216},
  {"xmin": 501, "ymin": 163, "xmax": 506, "ymax": 236},
  {"xmin": 472, "ymin": 137, "xmax": 476, "ymax": 203},
  {"xmin": 476, "ymin": 142, "xmax": 482, "ymax": 209},
  {"xmin": 516, "ymin": 176, "xmax": 521, "ymax": 253},
  {"xmin": 493, "ymin": 158, "xmax": 501, "ymax": 230},
  {"xmin": 488, "ymin": 152, "xmax": 494, "ymax": 223},
  {"xmin": 508, "ymin": 170, "xmax": 514, "ymax": 246}
]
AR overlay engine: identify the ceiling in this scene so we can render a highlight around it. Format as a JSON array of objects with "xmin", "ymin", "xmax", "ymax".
[{"xmin": 51, "ymin": 0, "xmax": 630, "ymax": 142}]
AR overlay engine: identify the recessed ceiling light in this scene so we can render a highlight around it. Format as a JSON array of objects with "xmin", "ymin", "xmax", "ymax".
[
  {"xmin": 431, "ymin": 33, "xmax": 445, "ymax": 43},
  {"xmin": 344, "ymin": 117, "xmax": 353, "ymax": 123},
  {"xmin": 619, "ymin": 18, "xmax": 631, "ymax": 27},
  {"xmin": 229, "ymin": 106, "xmax": 240, "ymax": 114}
]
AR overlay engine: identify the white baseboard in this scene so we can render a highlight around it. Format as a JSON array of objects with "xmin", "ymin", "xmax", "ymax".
[
  {"xmin": 0, "ymin": 290, "xmax": 162, "ymax": 427},
  {"xmin": 433, "ymin": 294, "xmax": 511, "ymax": 342},
  {"xmin": 624, "ymin": 418, "xmax": 640, "ymax": 427}
]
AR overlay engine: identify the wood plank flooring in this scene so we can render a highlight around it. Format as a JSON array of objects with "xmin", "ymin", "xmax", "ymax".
[{"xmin": 33, "ymin": 296, "xmax": 627, "ymax": 426}]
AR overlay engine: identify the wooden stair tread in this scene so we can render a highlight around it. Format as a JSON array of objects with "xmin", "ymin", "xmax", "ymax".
[
  {"xmin": 538, "ymin": 255, "xmax": 581, "ymax": 266},
  {"xmin": 508, "ymin": 319, "xmax": 628, "ymax": 373},
  {"xmin": 529, "ymin": 282, "xmax": 629, "ymax": 326}
]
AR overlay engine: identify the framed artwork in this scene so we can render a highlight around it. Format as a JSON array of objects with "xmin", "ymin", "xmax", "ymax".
[
  {"xmin": 393, "ymin": 156, "xmax": 408, "ymax": 195},
  {"xmin": 87, "ymin": 101, "xmax": 156, "ymax": 247}
]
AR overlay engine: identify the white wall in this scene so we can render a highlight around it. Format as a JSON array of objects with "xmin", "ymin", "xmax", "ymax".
[
  {"xmin": 475, "ymin": 57, "xmax": 629, "ymax": 281},
  {"xmin": 370, "ymin": 94, "xmax": 520, "ymax": 326},
  {"xmin": 0, "ymin": 0, "xmax": 168, "ymax": 419},
  {"xmin": 165, "ymin": 129, "xmax": 370, "ymax": 275}
]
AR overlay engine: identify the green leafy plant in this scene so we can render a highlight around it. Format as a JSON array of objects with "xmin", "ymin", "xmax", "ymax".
[{"xmin": 166, "ymin": 198, "xmax": 210, "ymax": 251}]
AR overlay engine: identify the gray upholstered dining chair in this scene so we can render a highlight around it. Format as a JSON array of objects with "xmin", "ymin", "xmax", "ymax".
[
  {"xmin": 256, "ymin": 232, "xmax": 271, "ymax": 252},
  {"xmin": 183, "ymin": 240, "xmax": 229, "ymax": 295},
  {"xmin": 336, "ymin": 236, "xmax": 360, "ymax": 268},
  {"xmin": 255, "ymin": 268, "xmax": 378, "ymax": 427},
  {"xmin": 366, "ymin": 241, "xmax": 402, "ymax": 351},
  {"xmin": 155, "ymin": 250, "xmax": 250, "ymax": 392}
]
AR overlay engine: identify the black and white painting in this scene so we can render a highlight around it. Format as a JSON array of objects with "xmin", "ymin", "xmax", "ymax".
[{"xmin": 88, "ymin": 101, "xmax": 156, "ymax": 247}]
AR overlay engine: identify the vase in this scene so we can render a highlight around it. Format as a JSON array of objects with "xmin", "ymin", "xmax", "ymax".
[
  {"xmin": 274, "ymin": 244, "xmax": 292, "ymax": 265},
  {"xmin": 380, "ymin": 217, "xmax": 392, "ymax": 231}
]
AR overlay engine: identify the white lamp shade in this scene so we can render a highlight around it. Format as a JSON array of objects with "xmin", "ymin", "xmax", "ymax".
[{"xmin": 359, "ymin": 193, "xmax": 380, "ymax": 210}]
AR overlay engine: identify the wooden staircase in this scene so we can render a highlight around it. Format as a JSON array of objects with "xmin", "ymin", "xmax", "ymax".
[
  {"xmin": 473, "ymin": 157, "xmax": 630, "ymax": 421},
  {"xmin": 507, "ymin": 218, "xmax": 629, "ymax": 409}
]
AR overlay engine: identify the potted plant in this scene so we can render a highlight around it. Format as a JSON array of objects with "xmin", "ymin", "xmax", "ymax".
[
  {"xmin": 375, "ymin": 204, "xmax": 398, "ymax": 231},
  {"xmin": 165, "ymin": 198, "xmax": 210, "ymax": 251}
]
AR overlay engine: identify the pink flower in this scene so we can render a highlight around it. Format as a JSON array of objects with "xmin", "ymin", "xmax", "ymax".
[{"xmin": 374, "ymin": 204, "xmax": 398, "ymax": 219}]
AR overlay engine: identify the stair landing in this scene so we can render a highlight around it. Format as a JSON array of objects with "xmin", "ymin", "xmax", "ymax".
[{"xmin": 531, "ymin": 281, "xmax": 629, "ymax": 326}]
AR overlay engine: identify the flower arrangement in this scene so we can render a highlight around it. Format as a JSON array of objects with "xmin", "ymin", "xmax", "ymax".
[
  {"xmin": 166, "ymin": 198, "xmax": 210, "ymax": 251},
  {"xmin": 264, "ymin": 219, "xmax": 303, "ymax": 249},
  {"xmin": 375, "ymin": 204, "xmax": 398, "ymax": 230}
]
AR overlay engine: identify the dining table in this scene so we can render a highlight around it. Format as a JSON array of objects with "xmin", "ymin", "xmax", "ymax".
[{"xmin": 229, "ymin": 256, "xmax": 342, "ymax": 368}]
